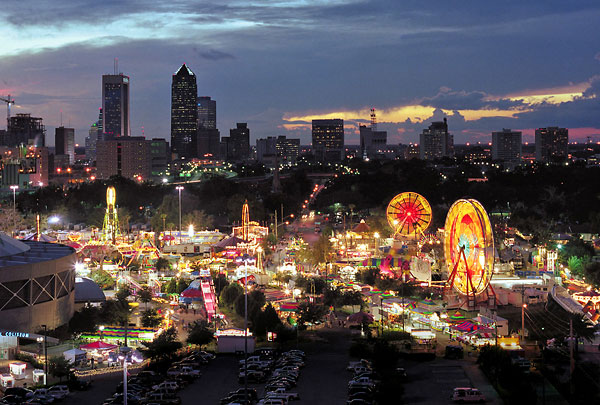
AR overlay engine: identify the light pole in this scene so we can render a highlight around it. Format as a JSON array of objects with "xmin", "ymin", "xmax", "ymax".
[
  {"xmin": 10, "ymin": 185, "xmax": 18, "ymax": 236},
  {"xmin": 243, "ymin": 257, "xmax": 249, "ymax": 404},
  {"xmin": 373, "ymin": 232, "xmax": 380, "ymax": 257},
  {"xmin": 176, "ymin": 186, "xmax": 184, "ymax": 238},
  {"xmin": 41, "ymin": 324, "xmax": 47, "ymax": 386},
  {"xmin": 99, "ymin": 325, "xmax": 105, "ymax": 341},
  {"xmin": 119, "ymin": 347, "xmax": 131, "ymax": 405},
  {"xmin": 521, "ymin": 303, "xmax": 527, "ymax": 343}
]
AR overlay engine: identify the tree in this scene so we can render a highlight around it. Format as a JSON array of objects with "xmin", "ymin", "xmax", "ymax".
[
  {"xmin": 187, "ymin": 321, "xmax": 214, "ymax": 347},
  {"xmin": 90, "ymin": 269, "xmax": 115, "ymax": 290},
  {"xmin": 220, "ymin": 283, "xmax": 243, "ymax": 307},
  {"xmin": 69, "ymin": 306, "xmax": 100, "ymax": 334},
  {"xmin": 253, "ymin": 304, "xmax": 282, "ymax": 337},
  {"xmin": 141, "ymin": 309, "xmax": 163, "ymax": 328},
  {"xmin": 568, "ymin": 256, "xmax": 584, "ymax": 277},
  {"xmin": 164, "ymin": 278, "xmax": 178, "ymax": 294},
  {"xmin": 234, "ymin": 290, "xmax": 265, "ymax": 322},
  {"xmin": 155, "ymin": 257, "xmax": 171, "ymax": 271},
  {"xmin": 49, "ymin": 356, "xmax": 73, "ymax": 382},
  {"xmin": 183, "ymin": 209, "xmax": 215, "ymax": 230},
  {"xmin": 584, "ymin": 262, "xmax": 600, "ymax": 289},
  {"xmin": 177, "ymin": 279, "xmax": 190, "ymax": 294},
  {"xmin": 297, "ymin": 302, "xmax": 327, "ymax": 328},
  {"xmin": 141, "ymin": 328, "xmax": 182, "ymax": 362},
  {"xmin": 115, "ymin": 286, "xmax": 131, "ymax": 304},
  {"xmin": 342, "ymin": 290, "xmax": 364, "ymax": 312},
  {"xmin": 138, "ymin": 286, "xmax": 153, "ymax": 309}
]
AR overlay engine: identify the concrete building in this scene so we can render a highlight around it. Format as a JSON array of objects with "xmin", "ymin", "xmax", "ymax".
[
  {"xmin": 150, "ymin": 138, "xmax": 170, "ymax": 178},
  {"xmin": 359, "ymin": 125, "xmax": 387, "ymax": 159},
  {"xmin": 171, "ymin": 64, "xmax": 198, "ymax": 159},
  {"xmin": 227, "ymin": 123, "xmax": 250, "ymax": 162},
  {"xmin": 492, "ymin": 129, "xmax": 522, "ymax": 167},
  {"xmin": 419, "ymin": 118, "xmax": 453, "ymax": 160},
  {"xmin": 312, "ymin": 119, "xmax": 344, "ymax": 161},
  {"xmin": 0, "ymin": 146, "xmax": 49, "ymax": 188},
  {"xmin": 96, "ymin": 136, "xmax": 151, "ymax": 180},
  {"xmin": 197, "ymin": 96, "xmax": 216, "ymax": 130},
  {"xmin": 55, "ymin": 127, "xmax": 75, "ymax": 165},
  {"xmin": 102, "ymin": 74, "xmax": 130, "ymax": 137},
  {"xmin": 1, "ymin": 114, "xmax": 46, "ymax": 147},
  {"xmin": 85, "ymin": 108, "xmax": 103, "ymax": 162},
  {"xmin": 256, "ymin": 136, "xmax": 300, "ymax": 164},
  {"xmin": 535, "ymin": 127, "xmax": 568, "ymax": 162},
  {"xmin": 0, "ymin": 234, "xmax": 76, "ymax": 333}
]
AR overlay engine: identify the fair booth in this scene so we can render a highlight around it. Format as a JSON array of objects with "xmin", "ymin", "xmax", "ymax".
[
  {"xmin": 9, "ymin": 362, "xmax": 27, "ymax": 380},
  {"xmin": 1, "ymin": 374, "xmax": 15, "ymax": 388}
]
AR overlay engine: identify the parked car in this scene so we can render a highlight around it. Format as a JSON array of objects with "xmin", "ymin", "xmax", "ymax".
[
  {"xmin": 4, "ymin": 387, "xmax": 33, "ymax": 399},
  {"xmin": 47, "ymin": 385, "xmax": 70, "ymax": 400},
  {"xmin": 452, "ymin": 387, "xmax": 485, "ymax": 403},
  {"xmin": 265, "ymin": 388, "xmax": 300, "ymax": 401}
]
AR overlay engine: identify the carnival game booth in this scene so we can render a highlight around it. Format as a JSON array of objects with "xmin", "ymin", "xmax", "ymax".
[
  {"xmin": 215, "ymin": 328, "xmax": 255, "ymax": 354},
  {"xmin": 9, "ymin": 362, "xmax": 26, "ymax": 380},
  {"xmin": 80, "ymin": 341, "xmax": 119, "ymax": 363}
]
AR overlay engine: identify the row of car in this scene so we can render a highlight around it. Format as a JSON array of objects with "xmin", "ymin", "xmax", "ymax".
[
  {"xmin": 102, "ymin": 350, "xmax": 215, "ymax": 405},
  {"xmin": 346, "ymin": 359, "xmax": 379, "ymax": 405},
  {"xmin": 1, "ymin": 385, "xmax": 71, "ymax": 404}
]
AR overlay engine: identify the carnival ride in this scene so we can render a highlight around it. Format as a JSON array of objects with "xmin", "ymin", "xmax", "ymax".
[
  {"xmin": 386, "ymin": 192, "xmax": 432, "ymax": 237},
  {"xmin": 102, "ymin": 186, "xmax": 119, "ymax": 244},
  {"xmin": 444, "ymin": 199, "xmax": 495, "ymax": 307}
]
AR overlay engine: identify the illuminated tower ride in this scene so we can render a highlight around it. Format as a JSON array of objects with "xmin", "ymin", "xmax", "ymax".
[
  {"xmin": 102, "ymin": 186, "xmax": 120, "ymax": 244},
  {"xmin": 242, "ymin": 200, "xmax": 250, "ymax": 242}
]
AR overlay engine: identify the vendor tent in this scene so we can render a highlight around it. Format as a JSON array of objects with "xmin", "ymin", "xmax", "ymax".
[
  {"xmin": 63, "ymin": 348, "xmax": 86, "ymax": 364},
  {"xmin": 80, "ymin": 341, "xmax": 118, "ymax": 351},
  {"xmin": 347, "ymin": 312, "xmax": 374, "ymax": 324}
]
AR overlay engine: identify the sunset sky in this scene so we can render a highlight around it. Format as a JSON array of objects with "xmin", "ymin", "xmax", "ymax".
[{"xmin": 1, "ymin": 0, "xmax": 599, "ymax": 146}]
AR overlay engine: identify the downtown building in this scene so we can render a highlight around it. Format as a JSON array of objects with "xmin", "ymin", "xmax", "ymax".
[
  {"xmin": 85, "ymin": 108, "xmax": 103, "ymax": 162},
  {"xmin": 221, "ymin": 123, "xmax": 250, "ymax": 162},
  {"xmin": 197, "ymin": 96, "xmax": 220, "ymax": 158},
  {"xmin": 171, "ymin": 64, "xmax": 198, "ymax": 160},
  {"xmin": 492, "ymin": 128, "xmax": 522, "ymax": 168},
  {"xmin": 419, "ymin": 118, "xmax": 453, "ymax": 160},
  {"xmin": 535, "ymin": 127, "xmax": 568, "ymax": 162},
  {"xmin": 102, "ymin": 74, "xmax": 130, "ymax": 137},
  {"xmin": 256, "ymin": 136, "xmax": 300, "ymax": 165},
  {"xmin": 55, "ymin": 126, "xmax": 75, "ymax": 165},
  {"xmin": 96, "ymin": 136, "xmax": 151, "ymax": 180},
  {"xmin": 312, "ymin": 119, "xmax": 344, "ymax": 162},
  {"xmin": 0, "ymin": 114, "xmax": 46, "ymax": 147},
  {"xmin": 359, "ymin": 125, "xmax": 387, "ymax": 160}
]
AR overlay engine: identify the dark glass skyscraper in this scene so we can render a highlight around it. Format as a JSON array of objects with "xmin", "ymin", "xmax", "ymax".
[
  {"xmin": 197, "ymin": 96, "xmax": 216, "ymax": 130},
  {"xmin": 102, "ymin": 74, "xmax": 130, "ymax": 137},
  {"xmin": 312, "ymin": 119, "xmax": 344, "ymax": 161},
  {"xmin": 171, "ymin": 64, "xmax": 198, "ymax": 159}
]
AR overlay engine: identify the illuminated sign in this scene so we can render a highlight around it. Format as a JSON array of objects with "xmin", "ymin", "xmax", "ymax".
[{"xmin": 0, "ymin": 331, "xmax": 30, "ymax": 338}]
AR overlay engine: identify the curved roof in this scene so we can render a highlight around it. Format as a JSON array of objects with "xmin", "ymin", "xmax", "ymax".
[
  {"xmin": 0, "ymin": 233, "xmax": 30, "ymax": 257},
  {"xmin": 75, "ymin": 277, "xmax": 106, "ymax": 303}
]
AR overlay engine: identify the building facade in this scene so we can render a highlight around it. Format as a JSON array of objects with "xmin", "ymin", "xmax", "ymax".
[
  {"xmin": 359, "ymin": 125, "xmax": 387, "ymax": 159},
  {"xmin": 492, "ymin": 129, "xmax": 522, "ymax": 167},
  {"xmin": 171, "ymin": 64, "xmax": 198, "ymax": 159},
  {"xmin": 312, "ymin": 119, "xmax": 344, "ymax": 161},
  {"xmin": 55, "ymin": 127, "xmax": 75, "ymax": 165},
  {"xmin": 228, "ymin": 123, "xmax": 250, "ymax": 162},
  {"xmin": 419, "ymin": 118, "xmax": 453, "ymax": 160},
  {"xmin": 102, "ymin": 74, "xmax": 130, "ymax": 137},
  {"xmin": 85, "ymin": 108, "xmax": 103, "ymax": 162},
  {"xmin": 0, "ymin": 146, "xmax": 49, "ymax": 187},
  {"xmin": 197, "ymin": 96, "xmax": 216, "ymax": 130},
  {"xmin": 1, "ymin": 114, "xmax": 46, "ymax": 147},
  {"xmin": 150, "ymin": 138, "xmax": 170, "ymax": 178},
  {"xmin": 535, "ymin": 127, "xmax": 568, "ymax": 162},
  {"xmin": 96, "ymin": 137, "xmax": 151, "ymax": 179}
]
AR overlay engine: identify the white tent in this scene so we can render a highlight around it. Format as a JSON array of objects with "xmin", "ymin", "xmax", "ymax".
[{"xmin": 63, "ymin": 348, "xmax": 86, "ymax": 364}]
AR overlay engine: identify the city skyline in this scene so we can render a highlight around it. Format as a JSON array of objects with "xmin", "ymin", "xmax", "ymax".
[{"xmin": 1, "ymin": 1, "xmax": 600, "ymax": 146}]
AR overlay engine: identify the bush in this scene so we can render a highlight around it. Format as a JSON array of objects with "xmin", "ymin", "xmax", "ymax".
[{"xmin": 15, "ymin": 352, "xmax": 43, "ymax": 369}]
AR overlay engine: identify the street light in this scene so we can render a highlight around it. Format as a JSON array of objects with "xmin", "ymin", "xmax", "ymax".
[
  {"xmin": 119, "ymin": 347, "xmax": 132, "ymax": 405},
  {"xmin": 99, "ymin": 325, "xmax": 105, "ymax": 341},
  {"xmin": 521, "ymin": 304, "xmax": 527, "ymax": 343},
  {"xmin": 176, "ymin": 186, "xmax": 184, "ymax": 237},
  {"xmin": 9, "ymin": 185, "xmax": 18, "ymax": 236},
  {"xmin": 41, "ymin": 324, "xmax": 48, "ymax": 386}
]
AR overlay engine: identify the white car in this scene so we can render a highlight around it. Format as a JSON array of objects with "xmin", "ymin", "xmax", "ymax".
[
  {"xmin": 152, "ymin": 381, "xmax": 180, "ymax": 391},
  {"xmin": 47, "ymin": 385, "xmax": 69, "ymax": 400},
  {"xmin": 266, "ymin": 388, "xmax": 300, "ymax": 401},
  {"xmin": 452, "ymin": 387, "xmax": 485, "ymax": 403}
]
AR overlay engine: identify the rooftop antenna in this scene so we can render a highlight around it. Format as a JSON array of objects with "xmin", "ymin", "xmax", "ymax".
[
  {"xmin": 370, "ymin": 108, "xmax": 377, "ymax": 131},
  {"xmin": 114, "ymin": 58, "xmax": 118, "ymax": 75},
  {"xmin": 60, "ymin": 109, "xmax": 63, "ymax": 127}
]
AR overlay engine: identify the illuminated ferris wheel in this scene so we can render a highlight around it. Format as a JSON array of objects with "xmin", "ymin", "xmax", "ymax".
[{"xmin": 386, "ymin": 192, "xmax": 432, "ymax": 236}]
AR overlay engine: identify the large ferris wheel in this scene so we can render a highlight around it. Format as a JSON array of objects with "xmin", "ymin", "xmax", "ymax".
[
  {"xmin": 444, "ymin": 199, "xmax": 495, "ymax": 298},
  {"xmin": 386, "ymin": 192, "xmax": 432, "ymax": 237}
]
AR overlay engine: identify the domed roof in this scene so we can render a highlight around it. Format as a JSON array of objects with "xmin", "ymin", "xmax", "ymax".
[{"xmin": 75, "ymin": 277, "xmax": 106, "ymax": 303}]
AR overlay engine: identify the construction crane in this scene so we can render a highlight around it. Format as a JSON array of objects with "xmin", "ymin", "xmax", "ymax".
[{"xmin": 0, "ymin": 94, "xmax": 15, "ymax": 130}]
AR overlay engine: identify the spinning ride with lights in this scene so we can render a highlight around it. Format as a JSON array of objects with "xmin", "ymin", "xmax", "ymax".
[
  {"xmin": 444, "ymin": 199, "xmax": 495, "ymax": 305},
  {"xmin": 101, "ymin": 186, "xmax": 119, "ymax": 244},
  {"xmin": 386, "ymin": 192, "xmax": 432, "ymax": 237}
]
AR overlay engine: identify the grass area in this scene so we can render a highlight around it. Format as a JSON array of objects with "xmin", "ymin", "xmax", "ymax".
[{"xmin": 219, "ymin": 305, "xmax": 245, "ymax": 329}]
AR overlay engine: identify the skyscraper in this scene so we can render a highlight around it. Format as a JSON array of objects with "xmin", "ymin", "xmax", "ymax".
[
  {"xmin": 492, "ymin": 128, "xmax": 522, "ymax": 167},
  {"xmin": 535, "ymin": 127, "xmax": 568, "ymax": 162},
  {"xmin": 102, "ymin": 74, "xmax": 130, "ymax": 137},
  {"xmin": 55, "ymin": 126, "xmax": 75, "ymax": 165},
  {"xmin": 197, "ymin": 96, "xmax": 216, "ymax": 130},
  {"xmin": 85, "ymin": 108, "xmax": 103, "ymax": 162},
  {"xmin": 96, "ymin": 137, "xmax": 151, "ymax": 180},
  {"xmin": 228, "ymin": 123, "xmax": 250, "ymax": 161},
  {"xmin": 312, "ymin": 119, "xmax": 344, "ymax": 161},
  {"xmin": 171, "ymin": 64, "xmax": 198, "ymax": 159},
  {"xmin": 359, "ymin": 125, "xmax": 387, "ymax": 160},
  {"xmin": 419, "ymin": 118, "xmax": 453, "ymax": 160}
]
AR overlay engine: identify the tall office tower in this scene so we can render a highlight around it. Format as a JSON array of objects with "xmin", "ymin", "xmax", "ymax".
[
  {"xmin": 359, "ymin": 125, "xmax": 387, "ymax": 160},
  {"xmin": 102, "ymin": 74, "xmax": 130, "ymax": 137},
  {"xmin": 197, "ymin": 96, "xmax": 216, "ymax": 130},
  {"xmin": 1, "ymin": 113, "xmax": 46, "ymax": 147},
  {"xmin": 96, "ymin": 137, "xmax": 151, "ymax": 179},
  {"xmin": 535, "ymin": 127, "xmax": 568, "ymax": 162},
  {"xmin": 419, "ymin": 118, "xmax": 453, "ymax": 160},
  {"xmin": 275, "ymin": 136, "xmax": 300, "ymax": 163},
  {"xmin": 85, "ymin": 109, "xmax": 103, "ymax": 162},
  {"xmin": 171, "ymin": 64, "xmax": 198, "ymax": 159},
  {"xmin": 312, "ymin": 119, "xmax": 344, "ymax": 161},
  {"xmin": 55, "ymin": 127, "xmax": 75, "ymax": 165},
  {"xmin": 150, "ymin": 138, "xmax": 170, "ymax": 178},
  {"xmin": 492, "ymin": 128, "xmax": 522, "ymax": 167},
  {"xmin": 229, "ymin": 123, "xmax": 250, "ymax": 161}
]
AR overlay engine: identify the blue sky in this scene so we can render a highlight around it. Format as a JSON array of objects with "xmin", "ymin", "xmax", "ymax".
[{"xmin": 1, "ymin": 0, "xmax": 599, "ymax": 146}]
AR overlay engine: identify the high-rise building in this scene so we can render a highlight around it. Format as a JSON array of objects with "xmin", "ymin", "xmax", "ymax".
[
  {"xmin": 171, "ymin": 64, "xmax": 198, "ymax": 159},
  {"xmin": 0, "ymin": 145, "xmax": 48, "ymax": 187},
  {"xmin": 275, "ymin": 136, "xmax": 300, "ymax": 163},
  {"xmin": 492, "ymin": 128, "xmax": 522, "ymax": 167},
  {"xmin": 102, "ymin": 74, "xmax": 130, "ymax": 137},
  {"xmin": 197, "ymin": 96, "xmax": 216, "ymax": 130},
  {"xmin": 96, "ymin": 137, "xmax": 151, "ymax": 180},
  {"xmin": 312, "ymin": 119, "xmax": 344, "ymax": 161},
  {"xmin": 85, "ymin": 109, "xmax": 103, "ymax": 162},
  {"xmin": 197, "ymin": 129, "xmax": 221, "ymax": 158},
  {"xmin": 1, "ymin": 113, "xmax": 46, "ymax": 147},
  {"xmin": 419, "ymin": 118, "xmax": 453, "ymax": 160},
  {"xmin": 150, "ymin": 138, "xmax": 170, "ymax": 178},
  {"xmin": 535, "ymin": 127, "xmax": 568, "ymax": 162},
  {"xmin": 359, "ymin": 125, "xmax": 387, "ymax": 159},
  {"xmin": 229, "ymin": 123, "xmax": 250, "ymax": 161},
  {"xmin": 55, "ymin": 127, "xmax": 75, "ymax": 165}
]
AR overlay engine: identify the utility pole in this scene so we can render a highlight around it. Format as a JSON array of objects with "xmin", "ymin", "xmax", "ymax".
[
  {"xmin": 569, "ymin": 317, "xmax": 574, "ymax": 396},
  {"xmin": 521, "ymin": 304, "xmax": 527, "ymax": 343},
  {"xmin": 274, "ymin": 210, "xmax": 278, "ymax": 240},
  {"xmin": 244, "ymin": 258, "xmax": 249, "ymax": 405}
]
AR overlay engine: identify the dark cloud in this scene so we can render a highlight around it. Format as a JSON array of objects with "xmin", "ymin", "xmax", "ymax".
[
  {"xmin": 419, "ymin": 89, "xmax": 524, "ymax": 111},
  {"xmin": 194, "ymin": 48, "xmax": 235, "ymax": 61}
]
